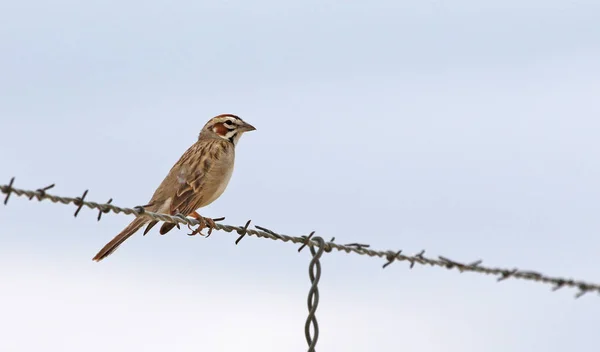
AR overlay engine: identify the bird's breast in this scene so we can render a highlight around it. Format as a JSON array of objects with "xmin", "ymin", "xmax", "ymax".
[{"xmin": 201, "ymin": 152, "xmax": 235, "ymax": 207}]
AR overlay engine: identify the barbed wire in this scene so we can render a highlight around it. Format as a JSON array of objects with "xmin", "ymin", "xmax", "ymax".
[
  {"xmin": 4, "ymin": 177, "xmax": 600, "ymax": 351},
  {"xmin": 2, "ymin": 177, "xmax": 600, "ymax": 300}
]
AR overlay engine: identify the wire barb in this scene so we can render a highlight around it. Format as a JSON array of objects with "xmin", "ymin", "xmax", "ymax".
[
  {"xmin": 305, "ymin": 236, "xmax": 325, "ymax": 352},
  {"xmin": 2, "ymin": 181, "xmax": 600, "ymax": 298},
  {"xmin": 3, "ymin": 177, "xmax": 15, "ymax": 205},
  {"xmin": 298, "ymin": 231, "xmax": 316, "ymax": 252},
  {"xmin": 73, "ymin": 190, "xmax": 88, "ymax": 217},
  {"xmin": 438, "ymin": 256, "xmax": 484, "ymax": 273},
  {"xmin": 254, "ymin": 225, "xmax": 283, "ymax": 241},
  {"xmin": 29, "ymin": 184, "xmax": 55, "ymax": 200},
  {"xmin": 498, "ymin": 269, "xmax": 519, "ymax": 282},
  {"xmin": 383, "ymin": 250, "xmax": 402, "ymax": 269},
  {"xmin": 344, "ymin": 243, "xmax": 370, "ymax": 250},
  {"xmin": 97, "ymin": 198, "xmax": 113, "ymax": 221},
  {"xmin": 235, "ymin": 220, "xmax": 252, "ymax": 245}
]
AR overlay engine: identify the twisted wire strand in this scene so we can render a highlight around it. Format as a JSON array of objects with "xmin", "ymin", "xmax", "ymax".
[
  {"xmin": 2, "ymin": 179, "xmax": 600, "ymax": 298},
  {"xmin": 305, "ymin": 236, "xmax": 325, "ymax": 352}
]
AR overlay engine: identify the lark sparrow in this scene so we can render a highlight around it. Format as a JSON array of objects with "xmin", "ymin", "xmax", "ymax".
[{"xmin": 92, "ymin": 114, "xmax": 256, "ymax": 262}]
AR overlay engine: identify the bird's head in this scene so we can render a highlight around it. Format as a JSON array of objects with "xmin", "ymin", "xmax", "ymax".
[{"xmin": 201, "ymin": 114, "xmax": 256, "ymax": 145}]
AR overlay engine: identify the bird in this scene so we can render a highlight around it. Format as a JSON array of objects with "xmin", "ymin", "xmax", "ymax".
[{"xmin": 92, "ymin": 113, "xmax": 256, "ymax": 262}]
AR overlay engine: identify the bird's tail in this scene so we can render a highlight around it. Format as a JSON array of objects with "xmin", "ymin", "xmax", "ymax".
[{"xmin": 92, "ymin": 217, "xmax": 148, "ymax": 262}]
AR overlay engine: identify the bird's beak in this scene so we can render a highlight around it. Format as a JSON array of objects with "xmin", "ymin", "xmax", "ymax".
[{"xmin": 240, "ymin": 121, "xmax": 256, "ymax": 132}]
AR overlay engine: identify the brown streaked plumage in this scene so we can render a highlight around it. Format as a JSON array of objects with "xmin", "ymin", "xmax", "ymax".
[{"xmin": 92, "ymin": 114, "xmax": 256, "ymax": 262}]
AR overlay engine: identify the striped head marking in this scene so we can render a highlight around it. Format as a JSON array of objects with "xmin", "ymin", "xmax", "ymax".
[{"xmin": 202, "ymin": 114, "xmax": 256, "ymax": 145}]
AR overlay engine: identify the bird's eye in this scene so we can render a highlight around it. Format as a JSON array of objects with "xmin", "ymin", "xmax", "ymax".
[{"xmin": 224, "ymin": 120, "xmax": 234, "ymax": 126}]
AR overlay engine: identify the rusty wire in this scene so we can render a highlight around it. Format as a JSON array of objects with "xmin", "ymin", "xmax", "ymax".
[{"xmin": 2, "ymin": 178, "xmax": 600, "ymax": 299}]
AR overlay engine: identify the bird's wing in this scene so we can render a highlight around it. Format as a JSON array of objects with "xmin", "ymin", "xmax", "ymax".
[{"xmin": 168, "ymin": 140, "xmax": 223, "ymax": 216}]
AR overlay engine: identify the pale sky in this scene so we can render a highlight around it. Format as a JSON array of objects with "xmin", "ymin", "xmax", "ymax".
[{"xmin": 1, "ymin": 1, "xmax": 599, "ymax": 351}]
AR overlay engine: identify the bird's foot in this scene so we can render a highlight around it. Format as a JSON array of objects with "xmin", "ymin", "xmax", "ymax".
[{"xmin": 186, "ymin": 212, "xmax": 224, "ymax": 237}]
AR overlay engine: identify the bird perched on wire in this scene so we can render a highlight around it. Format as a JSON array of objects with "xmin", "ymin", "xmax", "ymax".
[{"xmin": 92, "ymin": 114, "xmax": 256, "ymax": 262}]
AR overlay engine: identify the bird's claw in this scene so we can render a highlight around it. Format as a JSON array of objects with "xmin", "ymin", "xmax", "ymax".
[
  {"xmin": 186, "ymin": 222, "xmax": 205, "ymax": 237},
  {"xmin": 186, "ymin": 216, "xmax": 221, "ymax": 237}
]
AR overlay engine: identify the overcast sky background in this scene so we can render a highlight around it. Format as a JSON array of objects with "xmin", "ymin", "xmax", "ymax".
[{"xmin": 1, "ymin": 0, "xmax": 599, "ymax": 351}]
